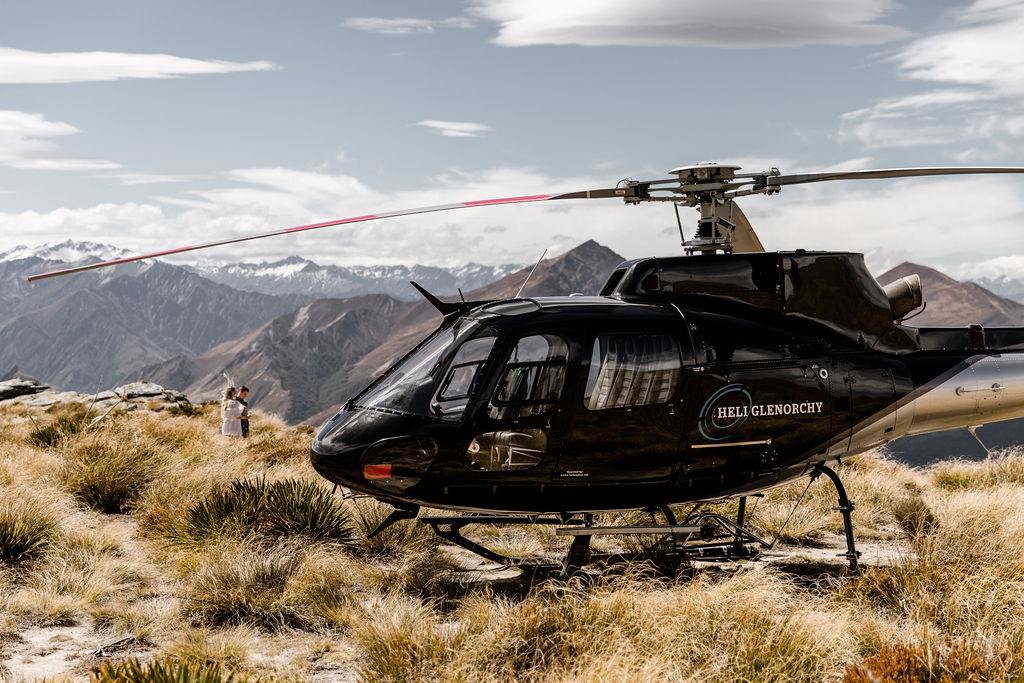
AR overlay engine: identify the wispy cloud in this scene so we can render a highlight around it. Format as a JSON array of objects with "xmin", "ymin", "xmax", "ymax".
[
  {"xmin": 343, "ymin": 16, "xmax": 474, "ymax": 35},
  {"xmin": 0, "ymin": 47, "xmax": 277, "ymax": 84},
  {"xmin": 415, "ymin": 120, "xmax": 492, "ymax": 137},
  {"xmin": 840, "ymin": 1, "xmax": 1024, "ymax": 152},
  {"xmin": 96, "ymin": 172, "xmax": 195, "ymax": 185},
  {"xmin": 0, "ymin": 110, "xmax": 120, "ymax": 171},
  {"xmin": 468, "ymin": 0, "xmax": 908, "ymax": 48}
]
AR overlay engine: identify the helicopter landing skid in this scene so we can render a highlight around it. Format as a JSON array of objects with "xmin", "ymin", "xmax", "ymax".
[
  {"xmin": 421, "ymin": 515, "xmax": 587, "ymax": 573},
  {"xmin": 421, "ymin": 510, "xmax": 771, "ymax": 578}
]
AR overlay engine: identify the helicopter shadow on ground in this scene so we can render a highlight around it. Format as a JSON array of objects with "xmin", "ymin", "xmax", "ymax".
[{"xmin": 432, "ymin": 531, "xmax": 910, "ymax": 602}]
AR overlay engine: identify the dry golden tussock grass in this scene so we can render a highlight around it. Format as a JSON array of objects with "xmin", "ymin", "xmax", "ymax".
[{"xmin": 3, "ymin": 401, "xmax": 1024, "ymax": 682}]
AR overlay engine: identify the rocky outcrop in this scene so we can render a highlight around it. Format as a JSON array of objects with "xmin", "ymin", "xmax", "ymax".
[
  {"xmin": 0, "ymin": 379, "xmax": 194, "ymax": 412},
  {"xmin": 0, "ymin": 377, "xmax": 48, "ymax": 401}
]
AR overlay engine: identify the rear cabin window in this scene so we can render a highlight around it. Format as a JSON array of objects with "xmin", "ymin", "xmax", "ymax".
[
  {"xmin": 489, "ymin": 334, "xmax": 569, "ymax": 419},
  {"xmin": 584, "ymin": 334, "xmax": 681, "ymax": 410}
]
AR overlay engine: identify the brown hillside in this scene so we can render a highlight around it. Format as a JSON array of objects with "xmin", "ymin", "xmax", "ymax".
[{"xmin": 878, "ymin": 262, "xmax": 1024, "ymax": 327}]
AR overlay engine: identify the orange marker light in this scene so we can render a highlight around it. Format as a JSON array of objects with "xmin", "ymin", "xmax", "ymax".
[{"xmin": 363, "ymin": 464, "xmax": 392, "ymax": 480}]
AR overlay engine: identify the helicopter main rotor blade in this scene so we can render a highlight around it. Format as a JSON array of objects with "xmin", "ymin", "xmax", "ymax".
[
  {"xmin": 768, "ymin": 166, "xmax": 1024, "ymax": 187},
  {"xmin": 27, "ymin": 192, "xmax": 607, "ymax": 281}
]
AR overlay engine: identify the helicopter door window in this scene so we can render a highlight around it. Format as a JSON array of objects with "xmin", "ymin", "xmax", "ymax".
[
  {"xmin": 488, "ymin": 334, "xmax": 569, "ymax": 419},
  {"xmin": 584, "ymin": 334, "xmax": 681, "ymax": 410},
  {"xmin": 431, "ymin": 335, "xmax": 498, "ymax": 422}
]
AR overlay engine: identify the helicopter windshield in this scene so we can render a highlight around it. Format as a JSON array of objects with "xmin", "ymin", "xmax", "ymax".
[{"xmin": 356, "ymin": 320, "xmax": 496, "ymax": 420}]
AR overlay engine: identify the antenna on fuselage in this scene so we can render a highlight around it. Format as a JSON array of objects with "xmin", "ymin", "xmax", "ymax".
[{"xmin": 515, "ymin": 249, "xmax": 548, "ymax": 298}]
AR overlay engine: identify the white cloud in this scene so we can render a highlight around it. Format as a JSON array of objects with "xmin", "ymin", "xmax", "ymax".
[
  {"xmin": 840, "ymin": 1, "xmax": 1024, "ymax": 152},
  {"xmin": 343, "ymin": 16, "xmax": 474, "ymax": 35},
  {"xmin": 894, "ymin": 1, "xmax": 1024, "ymax": 95},
  {"xmin": 468, "ymin": 0, "xmax": 908, "ymax": 48},
  {"xmin": 6, "ymin": 163, "xmax": 1024, "ymax": 279},
  {"xmin": 415, "ymin": 120, "xmax": 492, "ymax": 137},
  {"xmin": 955, "ymin": 254, "xmax": 1024, "ymax": 281},
  {"xmin": 0, "ymin": 110, "xmax": 120, "ymax": 171},
  {"xmin": 96, "ymin": 172, "xmax": 194, "ymax": 185},
  {"xmin": 0, "ymin": 47, "xmax": 277, "ymax": 84}
]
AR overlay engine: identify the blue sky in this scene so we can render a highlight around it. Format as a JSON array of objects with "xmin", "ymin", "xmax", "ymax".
[{"xmin": 2, "ymin": 0, "xmax": 1023, "ymax": 280}]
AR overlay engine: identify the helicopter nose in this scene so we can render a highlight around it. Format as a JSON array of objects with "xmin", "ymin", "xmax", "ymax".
[{"xmin": 310, "ymin": 408, "xmax": 438, "ymax": 492}]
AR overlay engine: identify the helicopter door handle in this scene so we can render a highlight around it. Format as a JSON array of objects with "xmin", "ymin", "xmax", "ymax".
[{"xmin": 955, "ymin": 383, "xmax": 1005, "ymax": 395}]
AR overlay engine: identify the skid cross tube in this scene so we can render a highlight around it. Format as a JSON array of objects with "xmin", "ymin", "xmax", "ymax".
[
  {"xmin": 420, "ymin": 515, "xmax": 584, "ymax": 570},
  {"xmin": 811, "ymin": 464, "xmax": 861, "ymax": 571}
]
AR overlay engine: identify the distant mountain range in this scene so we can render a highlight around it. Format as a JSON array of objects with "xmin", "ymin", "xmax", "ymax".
[
  {"xmin": 969, "ymin": 274, "xmax": 1024, "ymax": 304},
  {"xmin": 189, "ymin": 257, "xmax": 526, "ymax": 300},
  {"xmin": 0, "ymin": 245, "xmax": 309, "ymax": 392}
]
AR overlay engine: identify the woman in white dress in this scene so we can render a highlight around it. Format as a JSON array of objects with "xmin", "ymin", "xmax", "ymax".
[{"xmin": 221, "ymin": 387, "xmax": 243, "ymax": 437}]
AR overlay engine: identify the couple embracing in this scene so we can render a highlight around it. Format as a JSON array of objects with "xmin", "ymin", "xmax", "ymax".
[{"xmin": 221, "ymin": 385, "xmax": 251, "ymax": 437}]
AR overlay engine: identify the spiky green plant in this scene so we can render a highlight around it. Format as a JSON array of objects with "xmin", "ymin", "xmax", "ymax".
[
  {"xmin": 265, "ymin": 479, "xmax": 355, "ymax": 542},
  {"xmin": 91, "ymin": 655, "xmax": 250, "ymax": 682},
  {"xmin": 169, "ymin": 478, "xmax": 354, "ymax": 547}
]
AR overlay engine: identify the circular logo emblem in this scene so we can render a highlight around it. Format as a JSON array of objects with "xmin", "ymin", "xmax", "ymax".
[{"xmin": 698, "ymin": 383, "xmax": 753, "ymax": 441}]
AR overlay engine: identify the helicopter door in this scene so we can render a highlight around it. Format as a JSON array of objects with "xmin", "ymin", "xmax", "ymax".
[
  {"xmin": 461, "ymin": 334, "xmax": 571, "ymax": 478},
  {"xmin": 558, "ymin": 333, "xmax": 687, "ymax": 483}
]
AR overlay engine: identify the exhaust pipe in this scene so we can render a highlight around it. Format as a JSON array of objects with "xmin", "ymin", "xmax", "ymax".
[{"xmin": 883, "ymin": 274, "xmax": 923, "ymax": 321}]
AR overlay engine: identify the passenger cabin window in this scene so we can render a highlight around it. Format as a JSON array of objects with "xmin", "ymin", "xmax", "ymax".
[
  {"xmin": 584, "ymin": 334, "xmax": 681, "ymax": 410},
  {"xmin": 489, "ymin": 334, "xmax": 569, "ymax": 419}
]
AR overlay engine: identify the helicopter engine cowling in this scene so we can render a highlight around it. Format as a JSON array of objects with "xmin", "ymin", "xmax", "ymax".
[{"xmin": 882, "ymin": 274, "xmax": 923, "ymax": 320}]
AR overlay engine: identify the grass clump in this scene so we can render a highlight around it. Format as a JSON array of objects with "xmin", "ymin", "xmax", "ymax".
[
  {"xmin": 61, "ymin": 429, "xmax": 165, "ymax": 513},
  {"xmin": 26, "ymin": 404, "xmax": 90, "ymax": 448},
  {"xmin": 930, "ymin": 449, "xmax": 1024, "ymax": 490},
  {"xmin": 890, "ymin": 492, "xmax": 939, "ymax": 539},
  {"xmin": 169, "ymin": 478, "xmax": 355, "ymax": 548},
  {"xmin": 164, "ymin": 626, "xmax": 260, "ymax": 669},
  {"xmin": 6, "ymin": 532, "xmax": 148, "ymax": 626},
  {"xmin": 352, "ymin": 593, "xmax": 453, "ymax": 683},
  {"xmin": 349, "ymin": 498, "xmax": 436, "ymax": 558},
  {"xmin": 0, "ymin": 501, "xmax": 56, "ymax": 564},
  {"xmin": 186, "ymin": 543, "xmax": 302, "ymax": 628},
  {"xmin": 440, "ymin": 570, "xmax": 854, "ymax": 682},
  {"xmin": 166, "ymin": 401, "xmax": 205, "ymax": 418},
  {"xmin": 244, "ymin": 423, "xmax": 310, "ymax": 465}
]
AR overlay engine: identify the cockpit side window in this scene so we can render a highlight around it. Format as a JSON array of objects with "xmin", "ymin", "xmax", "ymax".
[
  {"xmin": 489, "ymin": 334, "xmax": 569, "ymax": 419},
  {"xmin": 432, "ymin": 335, "xmax": 496, "ymax": 421},
  {"xmin": 584, "ymin": 334, "xmax": 681, "ymax": 410},
  {"xmin": 356, "ymin": 320, "xmax": 495, "ymax": 421}
]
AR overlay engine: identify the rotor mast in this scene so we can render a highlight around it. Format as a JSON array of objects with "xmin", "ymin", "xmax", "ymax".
[{"xmin": 620, "ymin": 163, "xmax": 781, "ymax": 255}]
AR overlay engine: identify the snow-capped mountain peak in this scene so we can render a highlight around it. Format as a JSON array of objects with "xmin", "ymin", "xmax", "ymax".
[{"xmin": 0, "ymin": 240, "xmax": 130, "ymax": 264}]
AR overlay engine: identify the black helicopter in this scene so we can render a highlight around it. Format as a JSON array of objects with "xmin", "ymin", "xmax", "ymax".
[{"xmin": 31, "ymin": 164, "xmax": 1024, "ymax": 573}]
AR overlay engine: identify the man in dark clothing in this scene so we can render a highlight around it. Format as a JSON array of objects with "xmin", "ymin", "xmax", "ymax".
[{"xmin": 238, "ymin": 385, "xmax": 250, "ymax": 438}]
